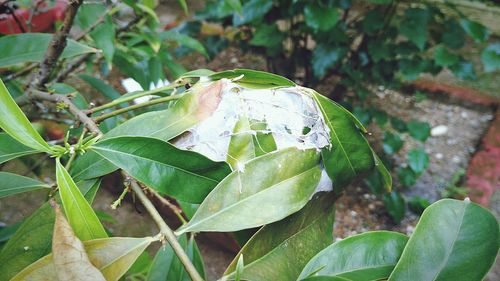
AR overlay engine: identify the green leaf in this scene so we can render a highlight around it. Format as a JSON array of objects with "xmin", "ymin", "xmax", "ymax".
[
  {"xmin": 312, "ymin": 45, "xmax": 347, "ymax": 78},
  {"xmin": 146, "ymin": 235, "xmax": 205, "ymax": 281},
  {"xmin": 407, "ymin": 148, "xmax": 429, "ymax": 174},
  {"xmin": 0, "ymin": 172, "xmax": 50, "ymax": 198},
  {"xmin": 397, "ymin": 167, "xmax": 417, "ymax": 187},
  {"xmin": 0, "ymin": 180, "xmax": 100, "ymax": 280},
  {"xmin": 299, "ymin": 231, "xmax": 408, "ymax": 280},
  {"xmin": 459, "ymin": 19, "xmax": 489, "ymax": 43},
  {"xmin": 233, "ymin": 0, "xmax": 273, "ymax": 26},
  {"xmin": 78, "ymin": 74, "xmax": 121, "ymax": 100},
  {"xmin": 0, "ymin": 79, "xmax": 51, "ymax": 152},
  {"xmin": 49, "ymin": 83, "xmax": 88, "ymax": 109},
  {"xmin": 227, "ymin": 117, "xmax": 277, "ymax": 170},
  {"xmin": 224, "ymin": 192, "xmax": 335, "ymax": 281},
  {"xmin": 70, "ymin": 150, "xmax": 117, "ymax": 181},
  {"xmin": 0, "ymin": 132, "xmax": 39, "ymax": 164},
  {"xmin": 0, "ymin": 33, "xmax": 96, "ymax": 67},
  {"xmin": 56, "ymin": 159, "xmax": 107, "ymax": 241},
  {"xmin": 249, "ymin": 23, "xmax": 284, "ymax": 53},
  {"xmin": 91, "ymin": 16, "xmax": 116, "ymax": 66},
  {"xmin": 407, "ymin": 120, "xmax": 430, "ymax": 142},
  {"xmin": 442, "ymin": 20, "xmax": 465, "ymax": 49},
  {"xmin": 225, "ymin": 0, "xmax": 242, "ymax": 14},
  {"xmin": 373, "ymin": 152, "xmax": 392, "ymax": 192},
  {"xmin": 481, "ymin": 43, "xmax": 500, "ymax": 72},
  {"xmin": 93, "ymin": 136, "xmax": 231, "ymax": 203},
  {"xmin": 450, "ymin": 61, "xmax": 477, "ymax": 80},
  {"xmin": 71, "ymin": 88, "xmax": 215, "ymax": 181},
  {"xmin": 312, "ymin": 91, "xmax": 375, "ymax": 189},
  {"xmin": 178, "ymin": 0, "xmax": 189, "ymax": 14},
  {"xmin": 383, "ymin": 131, "xmax": 403, "ymax": 155},
  {"xmin": 434, "ymin": 46, "xmax": 459, "ymax": 67},
  {"xmin": 383, "ymin": 192, "xmax": 406, "ymax": 223},
  {"xmin": 11, "ymin": 236, "xmax": 156, "ymax": 281},
  {"xmin": 388, "ymin": 199, "xmax": 499, "ymax": 281},
  {"xmin": 399, "ymin": 8, "xmax": 430, "ymax": 50},
  {"xmin": 160, "ymin": 31, "xmax": 208, "ymax": 57},
  {"xmin": 176, "ymin": 147, "xmax": 321, "ymax": 234},
  {"xmin": 210, "ymin": 69, "xmax": 295, "ymax": 89},
  {"xmin": 179, "ymin": 69, "xmax": 215, "ymax": 78},
  {"xmin": 304, "ymin": 3, "xmax": 340, "ymax": 31}
]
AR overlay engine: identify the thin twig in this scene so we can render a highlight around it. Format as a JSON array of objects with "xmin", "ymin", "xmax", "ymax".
[
  {"xmin": 55, "ymin": 53, "xmax": 93, "ymax": 82},
  {"xmin": 146, "ymin": 187, "xmax": 187, "ymax": 224},
  {"xmin": 26, "ymin": 90, "xmax": 102, "ymax": 136},
  {"xmin": 94, "ymin": 93, "xmax": 185, "ymax": 122},
  {"xmin": 28, "ymin": 0, "xmax": 84, "ymax": 90},
  {"xmin": 129, "ymin": 180, "xmax": 203, "ymax": 281}
]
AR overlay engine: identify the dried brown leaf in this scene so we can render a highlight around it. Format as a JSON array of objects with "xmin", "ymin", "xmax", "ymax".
[{"xmin": 52, "ymin": 201, "xmax": 105, "ymax": 281}]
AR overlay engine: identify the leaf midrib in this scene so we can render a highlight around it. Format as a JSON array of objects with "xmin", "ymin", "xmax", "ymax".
[{"xmin": 93, "ymin": 146, "xmax": 218, "ymax": 183}]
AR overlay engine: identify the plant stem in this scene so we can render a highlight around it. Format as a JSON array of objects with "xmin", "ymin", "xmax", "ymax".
[
  {"xmin": 147, "ymin": 187, "xmax": 187, "ymax": 224},
  {"xmin": 88, "ymin": 84, "xmax": 180, "ymax": 114},
  {"xmin": 93, "ymin": 93, "xmax": 186, "ymax": 122},
  {"xmin": 129, "ymin": 181, "xmax": 203, "ymax": 281}
]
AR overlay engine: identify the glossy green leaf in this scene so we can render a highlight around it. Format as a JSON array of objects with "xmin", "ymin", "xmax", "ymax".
[
  {"xmin": 0, "ymin": 179, "xmax": 99, "ymax": 280},
  {"xmin": 0, "ymin": 133, "xmax": 39, "ymax": 164},
  {"xmin": 93, "ymin": 136, "xmax": 231, "ymax": 203},
  {"xmin": 176, "ymin": 147, "xmax": 321, "ymax": 234},
  {"xmin": 389, "ymin": 199, "xmax": 499, "ymax": 281},
  {"xmin": 301, "ymin": 276, "xmax": 351, "ymax": 281},
  {"xmin": 481, "ymin": 43, "xmax": 500, "ymax": 72},
  {"xmin": 0, "ymin": 172, "xmax": 50, "ymax": 198},
  {"xmin": 226, "ymin": 0, "xmax": 242, "ymax": 14},
  {"xmin": 223, "ymin": 192, "xmax": 335, "ymax": 281},
  {"xmin": 210, "ymin": 69, "xmax": 295, "ymax": 89},
  {"xmin": 0, "ymin": 79, "xmax": 51, "ymax": 152},
  {"xmin": 71, "ymin": 87, "xmax": 218, "ymax": 181},
  {"xmin": 399, "ymin": 8, "xmax": 430, "ymax": 50},
  {"xmin": 11, "ymin": 236, "xmax": 156, "ymax": 281},
  {"xmin": 70, "ymin": 150, "xmax": 117, "ymax": 181},
  {"xmin": 408, "ymin": 148, "xmax": 429, "ymax": 174},
  {"xmin": 450, "ymin": 61, "xmax": 476, "ymax": 80},
  {"xmin": 304, "ymin": 3, "xmax": 340, "ymax": 31},
  {"xmin": 0, "ymin": 33, "xmax": 96, "ymax": 67},
  {"xmin": 299, "ymin": 231, "xmax": 408, "ymax": 280},
  {"xmin": 147, "ymin": 235, "xmax": 205, "ymax": 281},
  {"xmin": 312, "ymin": 91, "xmax": 375, "ymax": 189},
  {"xmin": 459, "ymin": 19, "xmax": 489, "ymax": 43},
  {"xmin": 56, "ymin": 159, "xmax": 107, "ymax": 241}
]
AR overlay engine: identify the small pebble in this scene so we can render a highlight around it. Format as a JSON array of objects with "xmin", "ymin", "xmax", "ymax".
[
  {"xmin": 452, "ymin": 155, "xmax": 461, "ymax": 163},
  {"xmin": 431, "ymin": 125, "xmax": 448, "ymax": 136},
  {"xmin": 230, "ymin": 57, "xmax": 238, "ymax": 64},
  {"xmin": 461, "ymin": 111, "xmax": 468, "ymax": 118},
  {"xmin": 447, "ymin": 139, "xmax": 458, "ymax": 145},
  {"xmin": 435, "ymin": 153, "xmax": 444, "ymax": 159}
]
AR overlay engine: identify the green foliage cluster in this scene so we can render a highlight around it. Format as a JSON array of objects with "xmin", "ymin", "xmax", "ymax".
[
  {"xmin": 0, "ymin": 1, "xmax": 498, "ymax": 280},
  {"xmin": 192, "ymin": 0, "xmax": 500, "ymax": 222}
]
